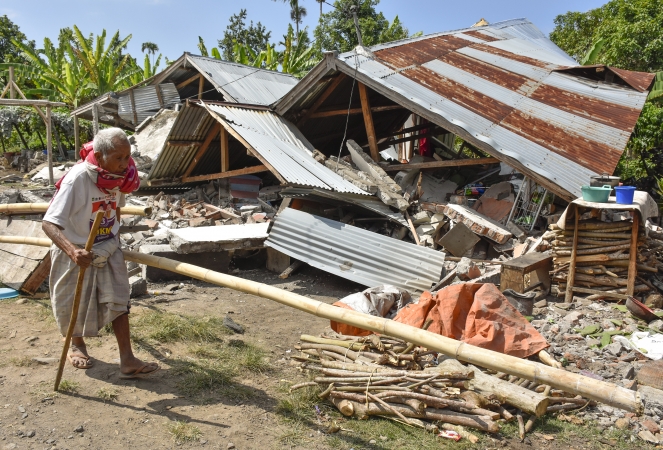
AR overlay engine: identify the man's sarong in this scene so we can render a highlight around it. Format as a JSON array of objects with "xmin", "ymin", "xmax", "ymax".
[{"xmin": 49, "ymin": 237, "xmax": 130, "ymax": 337}]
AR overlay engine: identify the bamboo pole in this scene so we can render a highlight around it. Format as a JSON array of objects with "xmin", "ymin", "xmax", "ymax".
[
  {"xmin": 0, "ymin": 203, "xmax": 151, "ymax": 216},
  {"xmin": 54, "ymin": 210, "xmax": 104, "ymax": 391},
  {"xmin": 0, "ymin": 237, "xmax": 644, "ymax": 414}
]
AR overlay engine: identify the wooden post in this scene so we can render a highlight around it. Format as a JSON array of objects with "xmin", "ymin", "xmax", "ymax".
[
  {"xmin": 221, "ymin": 127, "xmax": 229, "ymax": 172},
  {"xmin": 8, "ymin": 66, "xmax": 15, "ymax": 99},
  {"xmin": 92, "ymin": 104, "xmax": 99, "ymax": 136},
  {"xmin": 198, "ymin": 75, "xmax": 204, "ymax": 99},
  {"xmin": 129, "ymin": 89, "xmax": 138, "ymax": 125},
  {"xmin": 358, "ymin": 82, "xmax": 379, "ymax": 162},
  {"xmin": 46, "ymin": 106, "xmax": 54, "ymax": 186},
  {"xmin": 564, "ymin": 204, "xmax": 580, "ymax": 302},
  {"xmin": 73, "ymin": 116, "xmax": 80, "ymax": 153},
  {"xmin": 626, "ymin": 212, "xmax": 639, "ymax": 296}
]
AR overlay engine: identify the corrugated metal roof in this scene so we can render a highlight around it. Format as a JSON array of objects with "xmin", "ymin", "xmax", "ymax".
[
  {"xmin": 187, "ymin": 55, "xmax": 298, "ymax": 105},
  {"xmin": 205, "ymin": 104, "xmax": 368, "ymax": 194},
  {"xmin": 278, "ymin": 18, "xmax": 653, "ymax": 200},
  {"xmin": 266, "ymin": 208, "xmax": 445, "ymax": 292}
]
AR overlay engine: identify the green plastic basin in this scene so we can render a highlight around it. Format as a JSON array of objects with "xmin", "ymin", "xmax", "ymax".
[{"xmin": 581, "ymin": 184, "xmax": 611, "ymax": 203}]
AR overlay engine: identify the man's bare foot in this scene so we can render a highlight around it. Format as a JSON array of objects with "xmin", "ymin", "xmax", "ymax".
[
  {"xmin": 119, "ymin": 355, "xmax": 159, "ymax": 379},
  {"xmin": 67, "ymin": 341, "xmax": 93, "ymax": 369}
]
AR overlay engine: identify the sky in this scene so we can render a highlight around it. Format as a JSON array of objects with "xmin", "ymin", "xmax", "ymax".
[{"xmin": 1, "ymin": 0, "xmax": 607, "ymax": 63}]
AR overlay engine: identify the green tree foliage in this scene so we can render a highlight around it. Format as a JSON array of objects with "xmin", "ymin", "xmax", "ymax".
[
  {"xmin": 141, "ymin": 41, "xmax": 159, "ymax": 67},
  {"xmin": 217, "ymin": 9, "xmax": 272, "ymax": 61},
  {"xmin": 232, "ymin": 25, "xmax": 316, "ymax": 78},
  {"xmin": 0, "ymin": 15, "xmax": 34, "ymax": 65},
  {"xmin": 70, "ymin": 26, "xmax": 137, "ymax": 95},
  {"xmin": 313, "ymin": 0, "xmax": 412, "ymax": 57},
  {"xmin": 279, "ymin": 24, "xmax": 317, "ymax": 77},
  {"xmin": 550, "ymin": 0, "xmax": 663, "ymax": 72}
]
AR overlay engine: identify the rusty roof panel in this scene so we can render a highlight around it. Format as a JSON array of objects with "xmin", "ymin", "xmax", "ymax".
[
  {"xmin": 469, "ymin": 43, "xmax": 552, "ymax": 68},
  {"xmin": 438, "ymin": 52, "xmax": 530, "ymax": 91},
  {"xmin": 375, "ymin": 35, "xmax": 469, "ymax": 68},
  {"xmin": 331, "ymin": 18, "xmax": 652, "ymax": 199},
  {"xmin": 401, "ymin": 66, "xmax": 514, "ymax": 124},
  {"xmin": 529, "ymin": 84, "xmax": 641, "ymax": 132},
  {"xmin": 605, "ymin": 67, "xmax": 656, "ymax": 93},
  {"xmin": 463, "ymin": 29, "xmax": 500, "ymax": 42}
]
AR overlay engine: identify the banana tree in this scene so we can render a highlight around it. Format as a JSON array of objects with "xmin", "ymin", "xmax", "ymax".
[
  {"xmin": 280, "ymin": 24, "xmax": 317, "ymax": 78},
  {"xmin": 70, "ymin": 26, "xmax": 138, "ymax": 95},
  {"xmin": 127, "ymin": 53, "xmax": 163, "ymax": 85},
  {"xmin": 0, "ymin": 36, "xmax": 91, "ymax": 107},
  {"xmin": 197, "ymin": 37, "xmax": 222, "ymax": 59}
]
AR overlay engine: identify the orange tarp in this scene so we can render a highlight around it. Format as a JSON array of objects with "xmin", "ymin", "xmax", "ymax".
[{"xmin": 332, "ymin": 283, "xmax": 548, "ymax": 358}]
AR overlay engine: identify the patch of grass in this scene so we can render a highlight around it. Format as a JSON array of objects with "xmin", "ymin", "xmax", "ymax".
[
  {"xmin": 172, "ymin": 340, "xmax": 269, "ymax": 399},
  {"xmin": 131, "ymin": 310, "xmax": 231, "ymax": 343},
  {"xmin": 97, "ymin": 387, "xmax": 118, "ymax": 402},
  {"xmin": 277, "ymin": 384, "xmax": 320, "ymax": 422},
  {"xmin": 57, "ymin": 379, "xmax": 80, "ymax": 393},
  {"xmin": 166, "ymin": 420, "xmax": 202, "ymax": 443},
  {"xmin": 10, "ymin": 356, "xmax": 34, "ymax": 367}
]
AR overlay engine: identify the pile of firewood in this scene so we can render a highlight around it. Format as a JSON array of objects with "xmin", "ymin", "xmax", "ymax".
[
  {"xmin": 289, "ymin": 332, "xmax": 594, "ymax": 440},
  {"xmin": 547, "ymin": 219, "xmax": 663, "ymax": 300}
]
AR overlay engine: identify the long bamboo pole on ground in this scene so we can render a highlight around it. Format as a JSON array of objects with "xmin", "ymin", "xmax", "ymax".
[
  {"xmin": 0, "ymin": 203, "xmax": 151, "ymax": 217},
  {"xmin": 0, "ymin": 236, "xmax": 644, "ymax": 414},
  {"xmin": 54, "ymin": 210, "xmax": 104, "ymax": 391}
]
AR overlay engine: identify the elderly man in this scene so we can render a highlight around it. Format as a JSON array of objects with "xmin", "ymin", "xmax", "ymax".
[{"xmin": 43, "ymin": 128, "xmax": 159, "ymax": 379}]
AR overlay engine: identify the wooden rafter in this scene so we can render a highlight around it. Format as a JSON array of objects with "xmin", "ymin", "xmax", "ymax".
[
  {"xmin": 182, "ymin": 165, "xmax": 269, "ymax": 183},
  {"xmin": 297, "ymin": 73, "xmax": 346, "ymax": 126},
  {"xmin": 176, "ymin": 73, "xmax": 201, "ymax": 89},
  {"xmin": 382, "ymin": 157, "xmax": 500, "ymax": 172},
  {"xmin": 180, "ymin": 123, "xmax": 221, "ymax": 179},
  {"xmin": 309, "ymin": 104, "xmax": 403, "ymax": 119}
]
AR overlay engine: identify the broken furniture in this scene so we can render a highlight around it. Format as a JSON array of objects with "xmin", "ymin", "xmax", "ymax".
[
  {"xmin": 500, "ymin": 253, "xmax": 552, "ymax": 295},
  {"xmin": 506, "ymin": 177, "xmax": 552, "ymax": 232}
]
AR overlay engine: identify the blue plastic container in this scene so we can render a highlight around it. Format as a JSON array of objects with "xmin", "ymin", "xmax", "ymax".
[{"xmin": 614, "ymin": 186, "xmax": 636, "ymax": 204}]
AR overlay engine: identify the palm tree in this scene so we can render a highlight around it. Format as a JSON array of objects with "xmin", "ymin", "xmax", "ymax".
[
  {"xmin": 290, "ymin": 4, "xmax": 307, "ymax": 35},
  {"xmin": 274, "ymin": 0, "xmax": 307, "ymax": 36},
  {"xmin": 141, "ymin": 41, "xmax": 159, "ymax": 67},
  {"xmin": 315, "ymin": 0, "xmax": 323, "ymax": 17}
]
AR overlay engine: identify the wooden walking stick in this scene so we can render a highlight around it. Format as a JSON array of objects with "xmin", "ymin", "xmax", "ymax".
[{"xmin": 54, "ymin": 210, "xmax": 105, "ymax": 391}]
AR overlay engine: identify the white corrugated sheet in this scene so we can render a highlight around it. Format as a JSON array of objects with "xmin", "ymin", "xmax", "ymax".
[
  {"xmin": 189, "ymin": 56, "xmax": 298, "ymax": 105},
  {"xmin": 266, "ymin": 208, "xmax": 446, "ymax": 292},
  {"xmin": 206, "ymin": 104, "xmax": 368, "ymax": 194}
]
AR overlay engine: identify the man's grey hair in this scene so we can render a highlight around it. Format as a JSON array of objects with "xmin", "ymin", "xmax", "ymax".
[{"xmin": 93, "ymin": 128, "xmax": 130, "ymax": 158}]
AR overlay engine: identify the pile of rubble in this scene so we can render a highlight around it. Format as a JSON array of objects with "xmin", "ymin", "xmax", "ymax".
[{"xmin": 529, "ymin": 292, "xmax": 663, "ymax": 443}]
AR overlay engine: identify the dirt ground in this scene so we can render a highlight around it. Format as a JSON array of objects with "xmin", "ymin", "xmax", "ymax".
[
  {"xmin": 0, "ymin": 264, "xmax": 369, "ymax": 450},
  {"xmin": 0, "ymin": 264, "xmax": 645, "ymax": 450}
]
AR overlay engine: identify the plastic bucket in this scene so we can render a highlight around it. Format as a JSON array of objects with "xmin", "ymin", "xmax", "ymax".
[
  {"xmin": 581, "ymin": 185, "xmax": 612, "ymax": 203},
  {"xmin": 614, "ymin": 186, "xmax": 636, "ymax": 204}
]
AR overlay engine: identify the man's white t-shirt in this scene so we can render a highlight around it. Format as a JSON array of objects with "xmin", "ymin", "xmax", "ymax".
[{"xmin": 43, "ymin": 163, "xmax": 126, "ymax": 246}]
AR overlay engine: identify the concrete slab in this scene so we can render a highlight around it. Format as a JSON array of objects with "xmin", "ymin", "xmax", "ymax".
[
  {"xmin": 168, "ymin": 223, "xmax": 270, "ymax": 254},
  {"xmin": 138, "ymin": 244, "xmax": 231, "ymax": 282},
  {"xmin": 438, "ymin": 222, "xmax": 480, "ymax": 257},
  {"xmin": 443, "ymin": 204, "xmax": 513, "ymax": 244}
]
